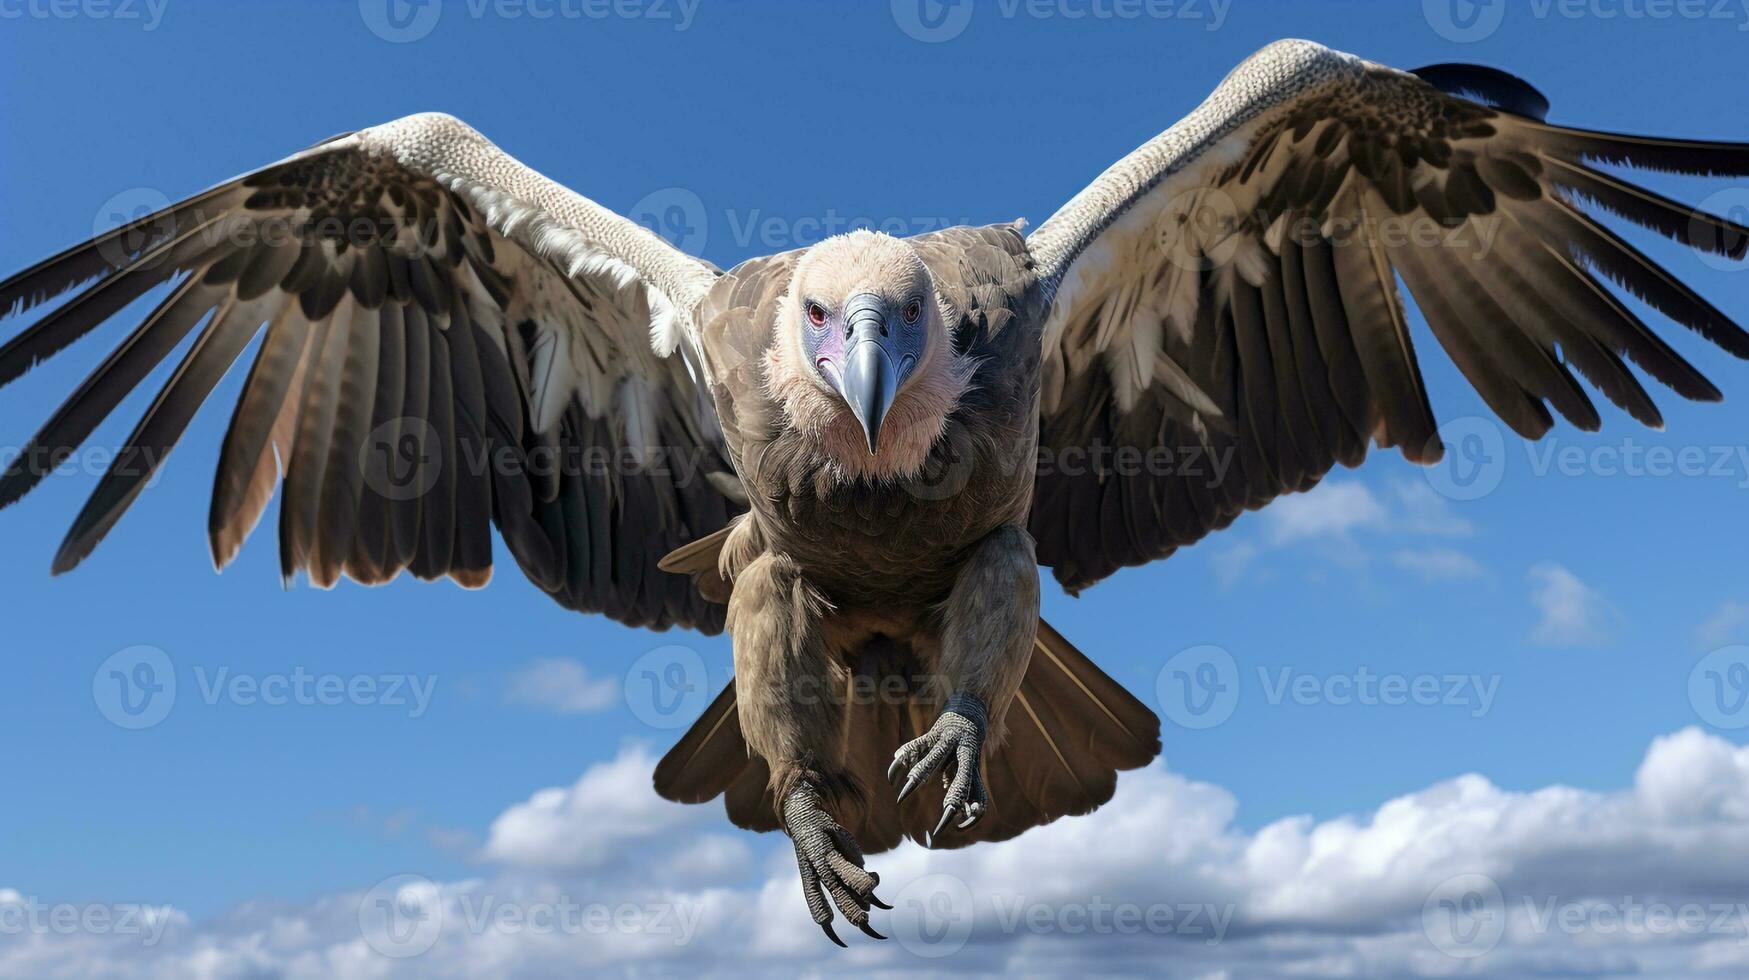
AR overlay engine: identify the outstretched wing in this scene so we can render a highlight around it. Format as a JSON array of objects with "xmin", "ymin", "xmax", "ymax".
[
  {"xmin": 0, "ymin": 113, "xmax": 741, "ymax": 631},
  {"xmin": 1025, "ymin": 40, "xmax": 1749, "ymax": 592}
]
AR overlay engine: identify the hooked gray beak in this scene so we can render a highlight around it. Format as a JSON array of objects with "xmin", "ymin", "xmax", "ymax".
[{"xmin": 841, "ymin": 299, "xmax": 899, "ymax": 454}]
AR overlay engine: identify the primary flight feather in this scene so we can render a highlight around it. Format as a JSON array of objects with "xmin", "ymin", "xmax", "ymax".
[{"xmin": 5, "ymin": 39, "xmax": 1748, "ymax": 945}]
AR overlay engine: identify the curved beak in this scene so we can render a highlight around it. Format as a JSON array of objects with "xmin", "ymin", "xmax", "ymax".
[{"xmin": 840, "ymin": 296, "xmax": 901, "ymax": 454}]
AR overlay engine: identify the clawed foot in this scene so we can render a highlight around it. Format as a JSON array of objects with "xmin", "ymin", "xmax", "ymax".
[
  {"xmin": 783, "ymin": 782, "xmax": 891, "ymax": 947},
  {"xmin": 888, "ymin": 691, "xmax": 990, "ymax": 841}
]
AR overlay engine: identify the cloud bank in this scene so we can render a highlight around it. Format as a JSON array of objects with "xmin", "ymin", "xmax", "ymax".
[{"xmin": 7, "ymin": 729, "xmax": 1749, "ymax": 978}]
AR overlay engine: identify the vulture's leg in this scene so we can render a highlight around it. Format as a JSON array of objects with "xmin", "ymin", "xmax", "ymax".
[
  {"xmin": 726, "ymin": 553, "xmax": 886, "ymax": 945},
  {"xmin": 889, "ymin": 524, "xmax": 1039, "ymax": 837}
]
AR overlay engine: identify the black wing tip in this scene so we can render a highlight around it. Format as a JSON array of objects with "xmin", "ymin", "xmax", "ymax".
[
  {"xmin": 0, "ymin": 454, "xmax": 57, "ymax": 512},
  {"xmin": 49, "ymin": 537, "xmax": 92, "ymax": 577},
  {"xmin": 1411, "ymin": 63, "xmax": 1552, "ymax": 122}
]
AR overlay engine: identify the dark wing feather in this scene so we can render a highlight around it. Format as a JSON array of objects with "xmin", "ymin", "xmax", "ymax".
[
  {"xmin": 0, "ymin": 115, "xmax": 739, "ymax": 632},
  {"xmin": 1028, "ymin": 42, "xmax": 1749, "ymax": 592}
]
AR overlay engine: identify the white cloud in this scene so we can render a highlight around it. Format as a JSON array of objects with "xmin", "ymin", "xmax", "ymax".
[
  {"xmin": 1217, "ymin": 479, "xmax": 1486, "ymax": 587},
  {"xmin": 1635, "ymin": 727, "xmax": 1749, "ymax": 823},
  {"xmin": 10, "ymin": 733, "xmax": 1749, "ymax": 977},
  {"xmin": 1697, "ymin": 600, "xmax": 1749, "ymax": 649},
  {"xmin": 1387, "ymin": 479, "xmax": 1475, "ymax": 538},
  {"xmin": 1527, "ymin": 562, "xmax": 1618, "ymax": 646},
  {"xmin": 1210, "ymin": 542, "xmax": 1259, "ymax": 591},
  {"xmin": 481, "ymin": 745, "xmax": 712, "ymax": 871},
  {"xmin": 1265, "ymin": 482, "xmax": 1387, "ymax": 545},
  {"xmin": 502, "ymin": 659, "xmax": 620, "ymax": 714},
  {"xmin": 1389, "ymin": 547, "xmax": 1486, "ymax": 582}
]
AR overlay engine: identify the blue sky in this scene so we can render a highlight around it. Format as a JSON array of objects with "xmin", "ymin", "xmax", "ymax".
[{"xmin": 3, "ymin": 1, "xmax": 1749, "ymax": 976}]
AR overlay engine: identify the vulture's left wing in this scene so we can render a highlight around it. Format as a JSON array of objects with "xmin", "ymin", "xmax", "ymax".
[
  {"xmin": 1025, "ymin": 40, "xmax": 1749, "ymax": 592},
  {"xmin": 0, "ymin": 113, "xmax": 740, "ymax": 631}
]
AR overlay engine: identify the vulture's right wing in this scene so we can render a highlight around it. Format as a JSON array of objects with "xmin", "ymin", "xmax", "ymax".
[
  {"xmin": 0, "ymin": 113, "xmax": 741, "ymax": 632},
  {"xmin": 1025, "ymin": 40, "xmax": 1749, "ymax": 592}
]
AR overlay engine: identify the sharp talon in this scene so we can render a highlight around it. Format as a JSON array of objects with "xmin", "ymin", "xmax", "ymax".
[
  {"xmin": 868, "ymin": 872, "xmax": 880, "ymax": 887},
  {"xmin": 870, "ymin": 891, "xmax": 893, "ymax": 910},
  {"xmin": 821, "ymin": 920, "xmax": 847, "ymax": 948},
  {"xmin": 896, "ymin": 772, "xmax": 925, "ymax": 804},
  {"xmin": 886, "ymin": 759, "xmax": 904, "ymax": 784},
  {"xmin": 933, "ymin": 805, "xmax": 958, "ymax": 837},
  {"xmin": 923, "ymin": 830, "xmax": 934, "ymax": 849},
  {"xmin": 858, "ymin": 920, "xmax": 887, "ymax": 940}
]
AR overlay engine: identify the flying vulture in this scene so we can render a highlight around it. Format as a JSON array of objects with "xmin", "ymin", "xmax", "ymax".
[{"xmin": 5, "ymin": 40, "xmax": 1749, "ymax": 945}]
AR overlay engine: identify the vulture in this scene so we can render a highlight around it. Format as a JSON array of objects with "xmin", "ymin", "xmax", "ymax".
[{"xmin": 5, "ymin": 39, "xmax": 1749, "ymax": 946}]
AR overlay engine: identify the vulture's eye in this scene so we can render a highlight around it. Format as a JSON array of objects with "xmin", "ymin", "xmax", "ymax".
[
  {"xmin": 806, "ymin": 302, "xmax": 828, "ymax": 328},
  {"xmin": 903, "ymin": 298, "xmax": 922, "ymax": 325}
]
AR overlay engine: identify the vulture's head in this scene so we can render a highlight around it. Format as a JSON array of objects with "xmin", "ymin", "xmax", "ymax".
[{"xmin": 769, "ymin": 231, "xmax": 973, "ymax": 480}]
